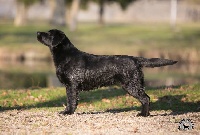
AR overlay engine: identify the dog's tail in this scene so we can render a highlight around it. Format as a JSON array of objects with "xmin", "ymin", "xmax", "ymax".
[{"xmin": 136, "ymin": 57, "xmax": 178, "ymax": 68}]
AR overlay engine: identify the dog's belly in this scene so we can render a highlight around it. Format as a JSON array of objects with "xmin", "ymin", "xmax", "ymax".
[
  {"xmin": 79, "ymin": 71, "xmax": 122, "ymax": 91},
  {"xmin": 80, "ymin": 78, "xmax": 116, "ymax": 91}
]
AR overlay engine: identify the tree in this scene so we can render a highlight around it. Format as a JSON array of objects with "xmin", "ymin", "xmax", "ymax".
[
  {"xmin": 185, "ymin": 0, "xmax": 200, "ymax": 22},
  {"xmin": 99, "ymin": 0, "xmax": 105, "ymax": 25},
  {"xmin": 15, "ymin": 0, "xmax": 39, "ymax": 26},
  {"xmin": 68, "ymin": 0, "xmax": 81, "ymax": 31},
  {"xmin": 65, "ymin": 0, "xmax": 89, "ymax": 31},
  {"xmin": 50, "ymin": 0, "xmax": 66, "ymax": 26},
  {"xmin": 49, "ymin": 0, "xmax": 82, "ymax": 31},
  {"xmin": 170, "ymin": 0, "xmax": 177, "ymax": 29},
  {"xmin": 83, "ymin": 0, "xmax": 138, "ymax": 25},
  {"xmin": 15, "ymin": 0, "xmax": 67, "ymax": 27}
]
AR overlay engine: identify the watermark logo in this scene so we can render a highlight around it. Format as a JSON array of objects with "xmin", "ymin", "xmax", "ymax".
[{"xmin": 178, "ymin": 119, "xmax": 194, "ymax": 130}]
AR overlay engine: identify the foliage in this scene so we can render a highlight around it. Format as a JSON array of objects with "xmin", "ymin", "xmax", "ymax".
[
  {"xmin": 188, "ymin": 0, "xmax": 200, "ymax": 4},
  {"xmin": 80, "ymin": 0, "xmax": 138, "ymax": 10},
  {"xmin": 63, "ymin": 0, "xmax": 87, "ymax": 9},
  {"xmin": 17, "ymin": 0, "xmax": 138, "ymax": 10},
  {"xmin": 108, "ymin": 0, "xmax": 137, "ymax": 10},
  {"xmin": 17, "ymin": 0, "xmax": 40, "ymax": 7}
]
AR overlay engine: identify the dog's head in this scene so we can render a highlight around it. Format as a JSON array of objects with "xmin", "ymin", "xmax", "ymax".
[{"xmin": 37, "ymin": 29, "xmax": 68, "ymax": 48}]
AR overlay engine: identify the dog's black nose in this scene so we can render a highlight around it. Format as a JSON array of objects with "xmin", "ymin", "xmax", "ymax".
[{"xmin": 37, "ymin": 32, "xmax": 41, "ymax": 36}]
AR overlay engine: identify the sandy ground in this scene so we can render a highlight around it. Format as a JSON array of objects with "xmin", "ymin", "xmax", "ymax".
[{"xmin": 0, "ymin": 110, "xmax": 199, "ymax": 135}]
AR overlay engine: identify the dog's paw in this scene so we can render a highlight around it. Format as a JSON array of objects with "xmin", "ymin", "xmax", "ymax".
[
  {"xmin": 59, "ymin": 110, "xmax": 74, "ymax": 115},
  {"xmin": 137, "ymin": 112, "xmax": 150, "ymax": 117}
]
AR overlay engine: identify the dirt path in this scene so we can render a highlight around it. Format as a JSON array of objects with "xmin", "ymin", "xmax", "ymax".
[{"xmin": 0, "ymin": 110, "xmax": 199, "ymax": 135}]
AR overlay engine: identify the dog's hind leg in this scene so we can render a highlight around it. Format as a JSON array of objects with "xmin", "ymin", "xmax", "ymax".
[
  {"xmin": 60, "ymin": 86, "xmax": 79, "ymax": 115},
  {"xmin": 136, "ymin": 92, "xmax": 150, "ymax": 117},
  {"xmin": 122, "ymin": 70, "xmax": 150, "ymax": 117}
]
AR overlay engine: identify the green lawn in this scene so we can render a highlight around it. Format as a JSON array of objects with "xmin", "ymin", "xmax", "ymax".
[
  {"xmin": 0, "ymin": 23, "xmax": 200, "ymax": 63},
  {"xmin": 0, "ymin": 84, "xmax": 199, "ymax": 113},
  {"xmin": 0, "ymin": 23, "xmax": 200, "ymax": 54}
]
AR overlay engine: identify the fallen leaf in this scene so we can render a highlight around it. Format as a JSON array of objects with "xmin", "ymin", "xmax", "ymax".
[
  {"xmin": 89, "ymin": 104, "xmax": 94, "ymax": 109},
  {"xmin": 12, "ymin": 99, "xmax": 18, "ymax": 106},
  {"xmin": 3, "ymin": 100, "xmax": 8, "ymax": 106},
  {"xmin": 2, "ymin": 91, "xmax": 7, "ymax": 96},
  {"xmin": 38, "ymin": 95, "xmax": 43, "ymax": 99},
  {"xmin": 27, "ymin": 90, "xmax": 31, "ymax": 96},
  {"xmin": 34, "ymin": 98, "xmax": 39, "ymax": 102},
  {"xmin": 29, "ymin": 96, "xmax": 34, "ymax": 100},
  {"xmin": 102, "ymin": 98, "xmax": 110, "ymax": 103}
]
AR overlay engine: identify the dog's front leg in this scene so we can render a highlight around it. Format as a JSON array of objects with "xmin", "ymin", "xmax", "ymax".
[{"xmin": 59, "ymin": 86, "xmax": 78, "ymax": 115}]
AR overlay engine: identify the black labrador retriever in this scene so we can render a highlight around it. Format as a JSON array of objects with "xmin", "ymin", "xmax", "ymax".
[{"xmin": 37, "ymin": 29, "xmax": 177, "ymax": 116}]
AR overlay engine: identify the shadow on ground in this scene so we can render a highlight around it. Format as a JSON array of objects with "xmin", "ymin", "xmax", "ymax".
[{"xmin": 106, "ymin": 94, "xmax": 199, "ymax": 115}]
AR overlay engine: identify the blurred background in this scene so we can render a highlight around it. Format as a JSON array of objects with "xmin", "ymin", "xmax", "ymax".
[{"xmin": 0, "ymin": 0, "xmax": 199, "ymax": 89}]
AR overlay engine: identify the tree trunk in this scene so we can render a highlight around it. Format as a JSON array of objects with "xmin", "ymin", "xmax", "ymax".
[
  {"xmin": 50, "ymin": 0, "xmax": 66, "ymax": 26},
  {"xmin": 69, "ymin": 0, "xmax": 80, "ymax": 31},
  {"xmin": 14, "ymin": 2, "xmax": 27, "ymax": 26},
  {"xmin": 99, "ymin": 0, "xmax": 105, "ymax": 25},
  {"xmin": 170, "ymin": 0, "xmax": 177, "ymax": 29}
]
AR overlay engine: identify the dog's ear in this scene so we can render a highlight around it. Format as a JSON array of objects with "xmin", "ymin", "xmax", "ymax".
[{"xmin": 51, "ymin": 31, "xmax": 66, "ymax": 47}]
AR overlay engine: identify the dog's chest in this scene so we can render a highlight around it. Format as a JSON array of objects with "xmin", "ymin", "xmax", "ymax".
[
  {"xmin": 55, "ymin": 67, "xmax": 67, "ymax": 85},
  {"xmin": 55, "ymin": 65, "xmax": 85, "ymax": 85}
]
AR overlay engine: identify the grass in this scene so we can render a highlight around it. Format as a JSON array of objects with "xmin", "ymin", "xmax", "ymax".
[
  {"xmin": 0, "ymin": 23, "xmax": 200, "ymax": 54},
  {"xmin": 0, "ymin": 23, "xmax": 200, "ymax": 70},
  {"xmin": 0, "ymin": 84, "xmax": 199, "ymax": 113},
  {"xmin": 0, "ymin": 23, "xmax": 200, "ymax": 65}
]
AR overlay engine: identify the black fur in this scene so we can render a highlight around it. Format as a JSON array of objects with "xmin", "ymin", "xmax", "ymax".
[{"xmin": 37, "ymin": 29, "xmax": 177, "ymax": 116}]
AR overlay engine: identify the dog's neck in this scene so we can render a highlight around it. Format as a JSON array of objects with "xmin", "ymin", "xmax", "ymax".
[{"xmin": 50, "ymin": 41, "xmax": 78, "ymax": 68}]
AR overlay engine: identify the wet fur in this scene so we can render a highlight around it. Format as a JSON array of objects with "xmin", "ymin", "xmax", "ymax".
[{"xmin": 37, "ymin": 29, "xmax": 177, "ymax": 116}]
